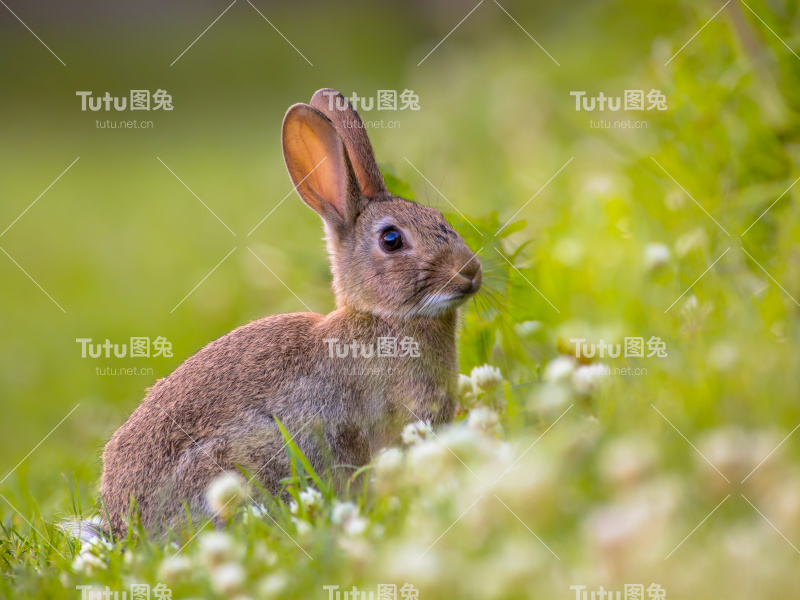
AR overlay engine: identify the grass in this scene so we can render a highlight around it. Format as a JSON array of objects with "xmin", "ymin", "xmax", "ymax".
[{"xmin": 2, "ymin": 1, "xmax": 800, "ymax": 598}]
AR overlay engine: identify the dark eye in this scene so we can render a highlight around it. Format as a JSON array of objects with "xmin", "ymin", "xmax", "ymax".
[{"xmin": 380, "ymin": 228, "xmax": 403, "ymax": 252}]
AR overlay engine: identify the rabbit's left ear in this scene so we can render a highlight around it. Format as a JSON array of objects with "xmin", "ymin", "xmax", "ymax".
[
  {"xmin": 310, "ymin": 89, "xmax": 389, "ymax": 200},
  {"xmin": 282, "ymin": 103, "xmax": 364, "ymax": 231}
]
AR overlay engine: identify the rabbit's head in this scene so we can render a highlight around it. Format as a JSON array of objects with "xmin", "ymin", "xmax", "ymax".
[{"xmin": 282, "ymin": 89, "xmax": 481, "ymax": 319}]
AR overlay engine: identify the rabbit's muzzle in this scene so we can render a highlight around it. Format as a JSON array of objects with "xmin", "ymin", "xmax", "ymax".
[{"xmin": 454, "ymin": 257, "xmax": 482, "ymax": 297}]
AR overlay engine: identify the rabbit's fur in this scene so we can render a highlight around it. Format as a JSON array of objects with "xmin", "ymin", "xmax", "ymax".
[{"xmin": 100, "ymin": 89, "xmax": 482, "ymax": 535}]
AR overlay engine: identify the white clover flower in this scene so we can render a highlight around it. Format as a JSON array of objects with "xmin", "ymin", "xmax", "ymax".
[
  {"xmin": 407, "ymin": 439, "xmax": 448, "ymax": 483},
  {"xmin": 206, "ymin": 472, "xmax": 246, "ymax": 520},
  {"xmin": 533, "ymin": 381, "xmax": 572, "ymax": 412},
  {"xmin": 210, "ymin": 563, "xmax": 246, "ymax": 595},
  {"xmin": 77, "ymin": 535, "xmax": 111, "ymax": 558},
  {"xmin": 722, "ymin": 524, "xmax": 768, "ymax": 565},
  {"xmin": 300, "ymin": 487, "xmax": 323, "ymax": 510},
  {"xmin": 71, "ymin": 551, "xmax": 106, "ymax": 575},
  {"xmin": 330, "ymin": 501, "xmax": 367, "ymax": 537},
  {"xmin": 552, "ymin": 237, "xmax": 585, "ymax": 267},
  {"xmin": 598, "ymin": 436, "xmax": 658, "ymax": 486},
  {"xmin": 585, "ymin": 492, "xmax": 674, "ymax": 571},
  {"xmin": 467, "ymin": 406, "xmax": 501, "ymax": 436},
  {"xmin": 572, "ymin": 363, "xmax": 609, "ymax": 394},
  {"xmin": 481, "ymin": 540, "xmax": 546, "ymax": 597},
  {"xmin": 292, "ymin": 517, "xmax": 312, "ymax": 537},
  {"xmin": 258, "ymin": 573, "xmax": 288, "ymax": 598},
  {"xmin": 587, "ymin": 499, "xmax": 650, "ymax": 549},
  {"xmin": 697, "ymin": 427, "xmax": 760, "ymax": 485},
  {"xmin": 492, "ymin": 441, "xmax": 516, "ymax": 469},
  {"xmin": 343, "ymin": 516, "xmax": 368, "ymax": 537},
  {"xmin": 196, "ymin": 531, "xmax": 240, "ymax": 567},
  {"xmin": 544, "ymin": 356, "xmax": 575, "ymax": 382},
  {"xmin": 401, "ymin": 420, "xmax": 432, "ymax": 446},
  {"xmin": 373, "ymin": 447, "xmax": 404, "ymax": 476},
  {"xmin": 337, "ymin": 536, "xmax": 371, "ymax": 562},
  {"xmin": 513, "ymin": 320, "xmax": 541, "ymax": 337},
  {"xmin": 330, "ymin": 501, "xmax": 359, "ymax": 524},
  {"xmin": 159, "ymin": 555, "xmax": 193, "ymax": 585},
  {"xmin": 583, "ymin": 174, "xmax": 613, "ymax": 195},
  {"xmin": 457, "ymin": 374, "xmax": 475, "ymax": 398},
  {"xmin": 82, "ymin": 536, "xmax": 113, "ymax": 553},
  {"xmin": 492, "ymin": 452, "xmax": 556, "ymax": 502},
  {"xmin": 382, "ymin": 541, "xmax": 441, "ymax": 585},
  {"xmin": 470, "ymin": 364, "xmax": 503, "ymax": 391},
  {"xmin": 242, "ymin": 502, "xmax": 267, "ymax": 525},
  {"xmin": 290, "ymin": 487, "xmax": 324, "ymax": 515},
  {"xmin": 437, "ymin": 425, "xmax": 482, "ymax": 455},
  {"xmin": 301, "ymin": 487, "xmax": 323, "ymax": 506},
  {"xmin": 644, "ymin": 243, "xmax": 670, "ymax": 270},
  {"xmin": 708, "ymin": 342, "xmax": 738, "ymax": 371}
]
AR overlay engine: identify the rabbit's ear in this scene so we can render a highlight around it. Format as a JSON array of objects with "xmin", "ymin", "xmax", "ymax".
[
  {"xmin": 310, "ymin": 89, "xmax": 388, "ymax": 199},
  {"xmin": 282, "ymin": 104, "xmax": 363, "ymax": 229}
]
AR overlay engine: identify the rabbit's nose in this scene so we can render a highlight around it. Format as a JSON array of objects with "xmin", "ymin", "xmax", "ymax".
[{"xmin": 456, "ymin": 258, "xmax": 482, "ymax": 292}]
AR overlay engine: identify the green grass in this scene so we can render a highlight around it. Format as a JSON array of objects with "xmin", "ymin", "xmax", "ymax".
[{"xmin": 3, "ymin": 1, "xmax": 800, "ymax": 598}]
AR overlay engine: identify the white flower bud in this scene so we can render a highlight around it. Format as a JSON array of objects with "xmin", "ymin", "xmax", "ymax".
[
  {"xmin": 197, "ymin": 531, "xmax": 240, "ymax": 567},
  {"xmin": 210, "ymin": 563, "xmax": 246, "ymax": 595},
  {"xmin": 401, "ymin": 420, "xmax": 432, "ymax": 446},
  {"xmin": 470, "ymin": 364, "xmax": 503, "ymax": 391},
  {"xmin": 457, "ymin": 374, "xmax": 475, "ymax": 398},
  {"xmin": 644, "ymin": 243, "xmax": 670, "ymax": 270},
  {"xmin": 206, "ymin": 472, "xmax": 246, "ymax": 520}
]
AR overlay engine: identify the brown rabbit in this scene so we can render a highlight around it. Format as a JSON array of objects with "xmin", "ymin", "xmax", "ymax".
[{"xmin": 98, "ymin": 89, "xmax": 481, "ymax": 536}]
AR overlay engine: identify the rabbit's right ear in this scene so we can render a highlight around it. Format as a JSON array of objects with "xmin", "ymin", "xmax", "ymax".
[
  {"xmin": 282, "ymin": 104, "xmax": 362, "ymax": 231},
  {"xmin": 309, "ymin": 89, "xmax": 388, "ymax": 200}
]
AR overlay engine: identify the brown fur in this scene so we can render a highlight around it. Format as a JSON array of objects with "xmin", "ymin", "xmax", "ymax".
[{"xmin": 100, "ymin": 89, "xmax": 482, "ymax": 536}]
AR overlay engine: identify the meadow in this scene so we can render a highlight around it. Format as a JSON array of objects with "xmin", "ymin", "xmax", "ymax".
[{"xmin": 1, "ymin": 1, "xmax": 800, "ymax": 598}]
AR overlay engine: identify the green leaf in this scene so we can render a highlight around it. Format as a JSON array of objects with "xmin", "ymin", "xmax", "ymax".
[
  {"xmin": 497, "ymin": 219, "xmax": 527, "ymax": 238},
  {"xmin": 274, "ymin": 418, "xmax": 328, "ymax": 495},
  {"xmin": 379, "ymin": 165, "xmax": 416, "ymax": 200}
]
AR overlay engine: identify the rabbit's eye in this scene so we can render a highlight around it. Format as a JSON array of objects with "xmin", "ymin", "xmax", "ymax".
[{"xmin": 380, "ymin": 228, "xmax": 404, "ymax": 252}]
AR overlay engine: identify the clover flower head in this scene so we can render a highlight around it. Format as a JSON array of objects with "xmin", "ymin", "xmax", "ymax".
[{"xmin": 470, "ymin": 364, "xmax": 503, "ymax": 391}]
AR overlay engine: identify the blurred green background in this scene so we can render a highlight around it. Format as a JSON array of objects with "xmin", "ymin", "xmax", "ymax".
[{"xmin": 2, "ymin": 0, "xmax": 800, "ymax": 597}]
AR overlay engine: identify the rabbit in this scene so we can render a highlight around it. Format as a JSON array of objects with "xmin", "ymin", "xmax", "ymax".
[{"xmin": 97, "ymin": 88, "xmax": 482, "ymax": 536}]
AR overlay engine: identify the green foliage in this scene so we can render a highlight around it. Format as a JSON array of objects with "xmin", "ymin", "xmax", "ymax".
[
  {"xmin": 380, "ymin": 165, "xmax": 416, "ymax": 201},
  {"xmin": 3, "ymin": 0, "xmax": 800, "ymax": 598}
]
